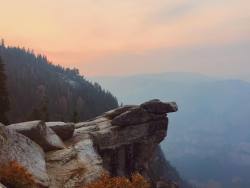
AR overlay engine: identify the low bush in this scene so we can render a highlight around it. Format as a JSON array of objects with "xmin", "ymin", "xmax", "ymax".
[
  {"xmin": 0, "ymin": 161, "xmax": 36, "ymax": 188},
  {"xmin": 84, "ymin": 172, "xmax": 151, "ymax": 188}
]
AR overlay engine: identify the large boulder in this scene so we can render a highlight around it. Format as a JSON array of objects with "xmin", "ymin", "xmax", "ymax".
[
  {"xmin": 46, "ymin": 122, "xmax": 75, "ymax": 141},
  {"xmin": 141, "ymin": 99, "xmax": 178, "ymax": 114},
  {"xmin": 8, "ymin": 120, "xmax": 65, "ymax": 152},
  {"xmin": 0, "ymin": 126, "xmax": 49, "ymax": 187},
  {"xmin": 0, "ymin": 99, "xmax": 178, "ymax": 187}
]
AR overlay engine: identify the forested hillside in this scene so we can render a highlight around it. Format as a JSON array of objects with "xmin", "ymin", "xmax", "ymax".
[{"xmin": 0, "ymin": 43, "xmax": 118, "ymax": 123}]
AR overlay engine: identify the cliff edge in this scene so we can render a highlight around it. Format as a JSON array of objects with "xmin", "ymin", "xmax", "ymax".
[{"xmin": 0, "ymin": 99, "xmax": 178, "ymax": 188}]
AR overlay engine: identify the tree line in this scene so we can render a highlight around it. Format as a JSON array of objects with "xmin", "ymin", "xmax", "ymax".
[{"xmin": 0, "ymin": 40, "xmax": 118, "ymax": 124}]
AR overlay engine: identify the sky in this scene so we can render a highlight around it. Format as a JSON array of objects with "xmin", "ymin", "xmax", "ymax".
[{"xmin": 0, "ymin": 0, "xmax": 250, "ymax": 78}]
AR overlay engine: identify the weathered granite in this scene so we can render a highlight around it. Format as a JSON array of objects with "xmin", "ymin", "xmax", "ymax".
[
  {"xmin": 0, "ymin": 126, "xmax": 49, "ymax": 187},
  {"xmin": 46, "ymin": 122, "xmax": 75, "ymax": 141},
  {"xmin": 75, "ymin": 99, "xmax": 175, "ymax": 186},
  {"xmin": 103, "ymin": 105, "xmax": 136, "ymax": 119},
  {"xmin": 0, "ymin": 99, "xmax": 178, "ymax": 188},
  {"xmin": 75, "ymin": 117, "xmax": 109, "ymax": 129},
  {"xmin": 141, "ymin": 99, "xmax": 178, "ymax": 114},
  {"xmin": 111, "ymin": 107, "xmax": 165, "ymax": 126},
  {"xmin": 8, "ymin": 120, "xmax": 65, "ymax": 152},
  {"xmin": 46, "ymin": 135, "xmax": 104, "ymax": 188},
  {"xmin": 91, "ymin": 118, "xmax": 167, "ymax": 150}
]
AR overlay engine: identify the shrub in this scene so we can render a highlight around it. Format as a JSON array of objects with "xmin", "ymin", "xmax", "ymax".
[
  {"xmin": 0, "ymin": 161, "xmax": 36, "ymax": 188},
  {"xmin": 84, "ymin": 172, "xmax": 151, "ymax": 188}
]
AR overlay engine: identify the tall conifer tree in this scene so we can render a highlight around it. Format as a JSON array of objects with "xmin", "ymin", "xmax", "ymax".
[{"xmin": 0, "ymin": 56, "xmax": 10, "ymax": 124}]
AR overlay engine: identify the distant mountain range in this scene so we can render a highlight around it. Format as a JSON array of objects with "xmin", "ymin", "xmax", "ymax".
[{"xmin": 91, "ymin": 72, "xmax": 250, "ymax": 188}]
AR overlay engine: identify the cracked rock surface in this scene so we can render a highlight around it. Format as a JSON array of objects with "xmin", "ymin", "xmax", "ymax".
[{"xmin": 0, "ymin": 99, "xmax": 178, "ymax": 188}]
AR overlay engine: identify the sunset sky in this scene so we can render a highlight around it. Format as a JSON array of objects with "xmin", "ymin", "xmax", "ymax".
[{"xmin": 0, "ymin": 0, "xmax": 249, "ymax": 77}]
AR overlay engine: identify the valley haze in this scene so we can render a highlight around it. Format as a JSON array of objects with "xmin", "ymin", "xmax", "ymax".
[{"xmin": 91, "ymin": 72, "xmax": 250, "ymax": 188}]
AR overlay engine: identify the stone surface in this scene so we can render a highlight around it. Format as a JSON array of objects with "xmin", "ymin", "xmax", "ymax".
[
  {"xmin": 0, "ymin": 123, "xmax": 4, "ymax": 128},
  {"xmin": 72, "ymin": 100, "xmax": 175, "ymax": 185},
  {"xmin": 46, "ymin": 122, "xmax": 75, "ymax": 141},
  {"xmin": 45, "ymin": 99, "xmax": 176, "ymax": 187},
  {"xmin": 87, "ymin": 99, "xmax": 177, "ymax": 185},
  {"xmin": 141, "ymin": 99, "xmax": 178, "ymax": 114},
  {"xmin": 0, "ymin": 126, "xmax": 49, "ymax": 187},
  {"xmin": 0, "ymin": 99, "xmax": 179, "ymax": 188},
  {"xmin": 103, "ymin": 105, "xmax": 136, "ymax": 119},
  {"xmin": 46, "ymin": 135, "xmax": 104, "ymax": 188},
  {"xmin": 8, "ymin": 120, "xmax": 65, "ymax": 152},
  {"xmin": 75, "ymin": 117, "xmax": 109, "ymax": 129},
  {"xmin": 91, "ymin": 118, "xmax": 167, "ymax": 150},
  {"xmin": 111, "ymin": 107, "xmax": 165, "ymax": 126}
]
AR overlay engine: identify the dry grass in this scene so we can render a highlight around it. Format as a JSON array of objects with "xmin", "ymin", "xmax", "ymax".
[
  {"xmin": 0, "ymin": 161, "xmax": 36, "ymax": 188},
  {"xmin": 84, "ymin": 172, "xmax": 151, "ymax": 188}
]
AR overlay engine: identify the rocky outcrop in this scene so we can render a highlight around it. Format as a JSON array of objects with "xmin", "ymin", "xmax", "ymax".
[
  {"xmin": 103, "ymin": 105, "xmax": 136, "ymax": 119},
  {"xmin": 0, "ymin": 99, "xmax": 178, "ymax": 188},
  {"xmin": 8, "ymin": 121, "xmax": 65, "ymax": 151},
  {"xmin": 87, "ymin": 99, "xmax": 177, "ymax": 184},
  {"xmin": 0, "ymin": 126, "xmax": 49, "ymax": 187},
  {"xmin": 46, "ymin": 134, "xmax": 104, "ymax": 188},
  {"xmin": 46, "ymin": 122, "xmax": 75, "ymax": 141},
  {"xmin": 141, "ymin": 99, "xmax": 178, "ymax": 114},
  {"xmin": 111, "ymin": 106, "xmax": 165, "ymax": 126}
]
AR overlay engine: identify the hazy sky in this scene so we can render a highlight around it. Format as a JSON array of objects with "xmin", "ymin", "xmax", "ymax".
[{"xmin": 1, "ymin": 0, "xmax": 249, "ymax": 77}]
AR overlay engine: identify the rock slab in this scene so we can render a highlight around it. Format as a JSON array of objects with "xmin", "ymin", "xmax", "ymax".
[
  {"xmin": 0, "ymin": 99, "xmax": 178, "ymax": 188},
  {"xmin": 0, "ymin": 126, "xmax": 49, "ymax": 187},
  {"xmin": 8, "ymin": 120, "xmax": 65, "ymax": 152},
  {"xmin": 46, "ymin": 122, "xmax": 75, "ymax": 141},
  {"xmin": 46, "ymin": 136, "xmax": 104, "ymax": 188},
  {"xmin": 141, "ymin": 99, "xmax": 178, "ymax": 114}
]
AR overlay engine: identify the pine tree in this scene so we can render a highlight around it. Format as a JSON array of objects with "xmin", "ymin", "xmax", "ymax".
[
  {"xmin": 40, "ymin": 96, "xmax": 49, "ymax": 121},
  {"xmin": 0, "ymin": 56, "xmax": 10, "ymax": 124},
  {"xmin": 29, "ymin": 107, "xmax": 40, "ymax": 120},
  {"xmin": 71, "ymin": 110, "xmax": 79, "ymax": 123},
  {"xmin": 28, "ymin": 96, "xmax": 49, "ymax": 121},
  {"xmin": 1, "ymin": 39, "xmax": 5, "ymax": 47}
]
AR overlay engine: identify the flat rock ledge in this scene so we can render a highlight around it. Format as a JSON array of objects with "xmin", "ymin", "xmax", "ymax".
[{"xmin": 0, "ymin": 99, "xmax": 178, "ymax": 188}]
